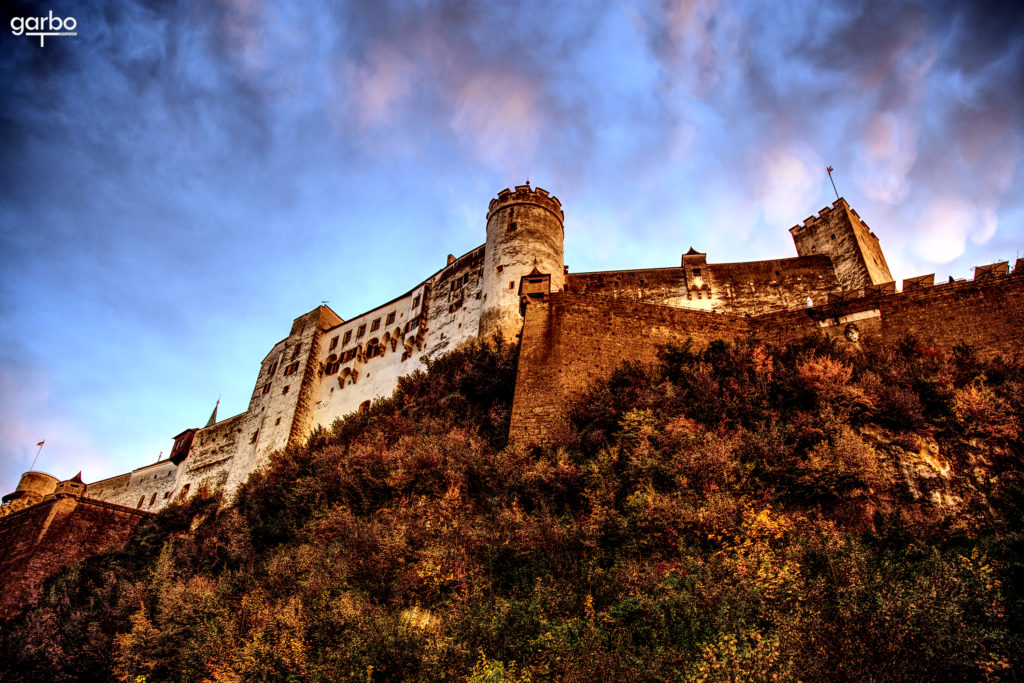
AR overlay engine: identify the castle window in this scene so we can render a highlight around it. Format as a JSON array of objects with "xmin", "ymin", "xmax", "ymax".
[
  {"xmin": 282, "ymin": 385, "xmax": 290, "ymax": 395},
  {"xmin": 496, "ymin": 265, "xmax": 503, "ymax": 273},
  {"xmin": 329, "ymin": 336, "xmax": 339, "ymax": 350},
  {"xmin": 137, "ymin": 496, "xmax": 145, "ymax": 509},
  {"xmin": 412, "ymin": 296, "xmax": 420, "ymax": 308},
  {"xmin": 275, "ymin": 417, "xmax": 281, "ymax": 426},
  {"xmin": 692, "ymin": 268, "xmax": 701, "ymax": 276},
  {"xmin": 284, "ymin": 361, "xmax": 300, "ymax": 375},
  {"xmin": 325, "ymin": 354, "xmax": 340, "ymax": 375},
  {"xmin": 163, "ymin": 491, "xmax": 170, "ymax": 499},
  {"xmin": 149, "ymin": 492, "xmax": 157, "ymax": 506},
  {"xmin": 371, "ymin": 318, "xmax": 381, "ymax": 332},
  {"xmin": 508, "ymin": 221, "xmax": 517, "ymax": 232},
  {"xmin": 292, "ymin": 343, "xmax": 302, "ymax": 359},
  {"xmin": 410, "ymin": 319, "xmax": 419, "ymax": 330},
  {"xmin": 262, "ymin": 383, "xmax": 271, "ymax": 395},
  {"xmin": 365, "ymin": 339, "xmax": 381, "ymax": 358},
  {"xmin": 250, "ymin": 430, "xmax": 259, "ymax": 444},
  {"xmin": 342, "ymin": 348, "xmax": 358, "ymax": 363},
  {"xmin": 386, "ymin": 311, "xmax": 396, "ymax": 325},
  {"xmin": 267, "ymin": 361, "xmax": 278, "ymax": 376},
  {"xmin": 180, "ymin": 484, "xmax": 190, "ymax": 497},
  {"xmin": 343, "ymin": 330, "xmax": 352, "ymax": 344},
  {"xmin": 509, "ymin": 281, "xmax": 515, "ymax": 289},
  {"xmin": 357, "ymin": 324, "xmax": 366, "ymax": 337}
]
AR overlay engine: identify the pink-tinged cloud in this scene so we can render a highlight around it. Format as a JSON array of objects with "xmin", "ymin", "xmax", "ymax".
[
  {"xmin": 344, "ymin": 45, "xmax": 418, "ymax": 127},
  {"xmin": 856, "ymin": 111, "xmax": 920, "ymax": 204},
  {"xmin": 450, "ymin": 74, "xmax": 541, "ymax": 169},
  {"xmin": 755, "ymin": 144, "xmax": 824, "ymax": 228},
  {"xmin": 911, "ymin": 198, "xmax": 998, "ymax": 263},
  {"xmin": 0, "ymin": 361, "xmax": 109, "ymax": 487}
]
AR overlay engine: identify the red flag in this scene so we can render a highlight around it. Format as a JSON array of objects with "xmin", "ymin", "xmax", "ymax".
[
  {"xmin": 36, "ymin": 440, "xmax": 45, "ymax": 447},
  {"xmin": 827, "ymin": 166, "xmax": 834, "ymax": 174}
]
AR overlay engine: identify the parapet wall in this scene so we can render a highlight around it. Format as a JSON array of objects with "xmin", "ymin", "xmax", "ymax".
[{"xmin": 567, "ymin": 254, "xmax": 838, "ymax": 314}]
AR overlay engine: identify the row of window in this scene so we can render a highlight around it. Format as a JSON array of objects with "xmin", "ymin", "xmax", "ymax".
[
  {"xmin": 326, "ymin": 296, "xmax": 422, "ymax": 352},
  {"xmin": 323, "ymin": 336, "xmax": 407, "ymax": 376},
  {"xmin": 135, "ymin": 484, "xmax": 187, "ymax": 509}
]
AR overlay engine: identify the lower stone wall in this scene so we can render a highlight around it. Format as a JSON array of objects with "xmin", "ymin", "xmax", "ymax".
[
  {"xmin": 511, "ymin": 272, "xmax": 1024, "ymax": 445},
  {"xmin": 509, "ymin": 293, "xmax": 751, "ymax": 444},
  {"xmin": 0, "ymin": 495, "xmax": 147, "ymax": 620}
]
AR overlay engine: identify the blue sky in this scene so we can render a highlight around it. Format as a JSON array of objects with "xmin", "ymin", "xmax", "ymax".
[{"xmin": 1, "ymin": 0, "xmax": 1022, "ymax": 493}]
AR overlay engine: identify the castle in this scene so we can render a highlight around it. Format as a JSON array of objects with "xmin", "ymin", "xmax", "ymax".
[{"xmin": 2, "ymin": 184, "xmax": 1022, "ymax": 520}]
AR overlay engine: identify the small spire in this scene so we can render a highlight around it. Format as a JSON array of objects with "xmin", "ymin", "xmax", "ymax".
[{"xmin": 205, "ymin": 398, "xmax": 220, "ymax": 427}]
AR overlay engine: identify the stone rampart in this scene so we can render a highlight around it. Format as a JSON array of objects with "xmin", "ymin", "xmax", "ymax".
[
  {"xmin": 0, "ymin": 495, "xmax": 147, "ymax": 620},
  {"xmin": 511, "ymin": 264, "xmax": 1024, "ymax": 444}
]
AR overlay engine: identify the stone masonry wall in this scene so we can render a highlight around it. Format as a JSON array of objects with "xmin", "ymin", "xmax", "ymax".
[
  {"xmin": 567, "ymin": 254, "xmax": 838, "ymax": 315},
  {"xmin": 790, "ymin": 198, "xmax": 892, "ymax": 290},
  {"xmin": 0, "ymin": 495, "xmax": 147, "ymax": 620},
  {"xmin": 509, "ymin": 292, "xmax": 752, "ymax": 444},
  {"xmin": 87, "ymin": 458, "xmax": 178, "ymax": 512},
  {"xmin": 511, "ymin": 267, "xmax": 1024, "ymax": 445}
]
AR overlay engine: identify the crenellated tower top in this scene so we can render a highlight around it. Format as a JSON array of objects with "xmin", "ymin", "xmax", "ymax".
[{"xmin": 487, "ymin": 183, "xmax": 564, "ymax": 224}]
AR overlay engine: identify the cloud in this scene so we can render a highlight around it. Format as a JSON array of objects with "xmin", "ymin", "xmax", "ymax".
[
  {"xmin": 855, "ymin": 111, "xmax": 919, "ymax": 204},
  {"xmin": 755, "ymin": 144, "xmax": 824, "ymax": 228},
  {"xmin": 911, "ymin": 198, "xmax": 998, "ymax": 263},
  {"xmin": 451, "ymin": 73, "xmax": 541, "ymax": 169}
]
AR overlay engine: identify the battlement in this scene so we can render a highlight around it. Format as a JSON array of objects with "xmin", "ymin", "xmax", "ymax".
[
  {"xmin": 790, "ymin": 198, "xmax": 877, "ymax": 238},
  {"xmin": 790, "ymin": 198, "xmax": 844, "ymax": 233},
  {"xmin": 487, "ymin": 183, "xmax": 564, "ymax": 222},
  {"xmin": 815, "ymin": 259, "xmax": 1019, "ymax": 306}
]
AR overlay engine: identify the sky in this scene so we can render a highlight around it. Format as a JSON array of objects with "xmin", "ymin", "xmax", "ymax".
[{"xmin": 1, "ymin": 0, "xmax": 1022, "ymax": 494}]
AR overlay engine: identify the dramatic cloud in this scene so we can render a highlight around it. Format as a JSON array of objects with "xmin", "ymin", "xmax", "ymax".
[{"xmin": 1, "ymin": 0, "xmax": 1021, "ymax": 492}]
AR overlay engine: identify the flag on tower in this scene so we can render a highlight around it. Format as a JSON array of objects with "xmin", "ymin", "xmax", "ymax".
[{"xmin": 36, "ymin": 440, "xmax": 44, "ymax": 447}]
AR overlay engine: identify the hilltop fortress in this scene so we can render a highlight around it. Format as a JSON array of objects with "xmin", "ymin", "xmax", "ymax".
[{"xmin": 3, "ymin": 184, "xmax": 1023, "ymax": 523}]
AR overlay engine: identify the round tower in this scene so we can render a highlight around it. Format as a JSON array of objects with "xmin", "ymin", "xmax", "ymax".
[
  {"xmin": 1, "ymin": 471, "xmax": 58, "ymax": 511},
  {"xmin": 479, "ymin": 183, "xmax": 565, "ymax": 341}
]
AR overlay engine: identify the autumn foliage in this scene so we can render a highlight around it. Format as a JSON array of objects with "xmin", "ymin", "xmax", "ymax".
[{"xmin": 2, "ymin": 336, "xmax": 1023, "ymax": 681}]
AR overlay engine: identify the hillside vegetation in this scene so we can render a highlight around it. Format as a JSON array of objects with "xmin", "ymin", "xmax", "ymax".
[{"xmin": 2, "ymin": 336, "xmax": 1023, "ymax": 681}]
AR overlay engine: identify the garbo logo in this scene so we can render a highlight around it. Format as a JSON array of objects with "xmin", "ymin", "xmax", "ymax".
[{"xmin": 10, "ymin": 11, "xmax": 77, "ymax": 47}]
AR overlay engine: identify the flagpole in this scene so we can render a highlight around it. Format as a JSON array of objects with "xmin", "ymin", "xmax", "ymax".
[
  {"xmin": 30, "ymin": 441, "xmax": 44, "ymax": 472},
  {"xmin": 827, "ymin": 166, "xmax": 839, "ymax": 200}
]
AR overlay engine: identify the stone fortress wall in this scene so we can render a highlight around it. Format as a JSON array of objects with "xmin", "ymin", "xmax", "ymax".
[
  {"xmin": 510, "ymin": 261, "xmax": 1024, "ymax": 443},
  {"xmin": 2, "ymin": 189, "xmax": 1020, "ymax": 519}
]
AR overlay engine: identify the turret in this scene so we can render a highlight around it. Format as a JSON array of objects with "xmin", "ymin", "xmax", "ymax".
[
  {"xmin": 789, "ymin": 198, "xmax": 893, "ymax": 291},
  {"xmin": 479, "ymin": 183, "xmax": 565, "ymax": 341},
  {"xmin": 1, "ymin": 471, "xmax": 59, "ymax": 515}
]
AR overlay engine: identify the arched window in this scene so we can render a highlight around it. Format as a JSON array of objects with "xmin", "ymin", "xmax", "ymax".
[
  {"xmin": 325, "ymin": 354, "xmax": 340, "ymax": 375},
  {"xmin": 365, "ymin": 338, "xmax": 381, "ymax": 359},
  {"xmin": 137, "ymin": 496, "xmax": 145, "ymax": 509}
]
